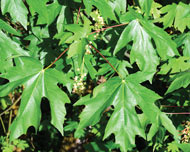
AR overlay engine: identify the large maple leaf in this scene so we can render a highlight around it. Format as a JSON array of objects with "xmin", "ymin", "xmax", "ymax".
[
  {"xmin": 74, "ymin": 76, "xmax": 179, "ymax": 152},
  {"xmin": 0, "ymin": 57, "xmax": 70, "ymax": 140},
  {"xmin": 113, "ymin": 11, "xmax": 179, "ymax": 80}
]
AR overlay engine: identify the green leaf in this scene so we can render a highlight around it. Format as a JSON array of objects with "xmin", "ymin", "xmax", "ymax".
[
  {"xmin": 56, "ymin": 6, "xmax": 67, "ymax": 33},
  {"xmin": 83, "ymin": 0, "xmax": 117, "ymax": 21},
  {"xmin": 26, "ymin": 0, "xmax": 61, "ymax": 25},
  {"xmin": 138, "ymin": 0, "xmax": 153, "ymax": 17},
  {"xmin": 75, "ymin": 76, "xmax": 178, "ymax": 151},
  {"xmin": 175, "ymin": 32, "xmax": 190, "ymax": 57},
  {"xmin": 1, "ymin": 0, "xmax": 28, "ymax": 29},
  {"xmin": 166, "ymin": 70, "xmax": 190, "ymax": 94},
  {"xmin": 83, "ymin": 0, "xmax": 93, "ymax": 15},
  {"xmin": 84, "ymin": 55, "xmax": 97, "ymax": 80},
  {"xmin": 120, "ymin": 8, "xmax": 178, "ymax": 60},
  {"xmin": 158, "ymin": 57, "xmax": 190, "ymax": 75},
  {"xmin": 158, "ymin": 2, "xmax": 190, "ymax": 32},
  {"xmin": 98, "ymin": 57, "xmax": 131, "ymax": 78},
  {"xmin": 92, "ymin": 0, "xmax": 117, "ymax": 22},
  {"xmin": 140, "ymin": 20, "xmax": 179, "ymax": 60},
  {"xmin": 0, "ymin": 30, "xmax": 29, "ymax": 72},
  {"xmin": 65, "ymin": 17, "xmax": 91, "ymax": 43},
  {"xmin": 109, "ymin": 0, "xmax": 127, "ymax": 15},
  {"xmin": 68, "ymin": 39, "xmax": 87, "ymax": 66},
  {"xmin": 0, "ymin": 19, "xmax": 21, "ymax": 36},
  {"xmin": 0, "ymin": 57, "xmax": 70, "ymax": 140},
  {"xmin": 168, "ymin": 142, "xmax": 180, "ymax": 152},
  {"xmin": 176, "ymin": 143, "xmax": 190, "ymax": 151},
  {"xmin": 150, "ymin": 1, "xmax": 162, "ymax": 19},
  {"xmin": 114, "ymin": 20, "xmax": 159, "ymax": 79}
]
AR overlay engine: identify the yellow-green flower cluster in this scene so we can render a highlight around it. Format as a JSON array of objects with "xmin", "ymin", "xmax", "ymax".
[{"xmin": 72, "ymin": 73, "xmax": 87, "ymax": 95}]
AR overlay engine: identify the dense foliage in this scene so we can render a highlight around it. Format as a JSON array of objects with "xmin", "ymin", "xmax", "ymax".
[{"xmin": 0, "ymin": 0, "xmax": 190, "ymax": 151}]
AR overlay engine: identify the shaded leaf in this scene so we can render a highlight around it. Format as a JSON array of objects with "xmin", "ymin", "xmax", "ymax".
[
  {"xmin": 166, "ymin": 70, "xmax": 190, "ymax": 94},
  {"xmin": 0, "ymin": 19, "xmax": 21, "ymax": 36},
  {"xmin": 175, "ymin": 32, "xmax": 190, "ymax": 57},
  {"xmin": 26, "ymin": 0, "xmax": 61, "ymax": 25}
]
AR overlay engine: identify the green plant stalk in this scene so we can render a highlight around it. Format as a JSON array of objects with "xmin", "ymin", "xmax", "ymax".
[
  {"xmin": 6, "ymin": 97, "xmax": 14, "ymax": 141},
  {"xmin": 0, "ymin": 96, "xmax": 21, "ymax": 117},
  {"xmin": 80, "ymin": 56, "xmax": 85, "ymax": 76},
  {"xmin": 0, "ymin": 116, "xmax": 6, "ymax": 134},
  {"xmin": 6, "ymin": 110, "xmax": 13, "ymax": 141}
]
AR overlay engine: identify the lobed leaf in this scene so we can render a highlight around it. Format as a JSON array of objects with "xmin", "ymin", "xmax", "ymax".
[
  {"xmin": 0, "ymin": 57, "xmax": 70, "ymax": 140},
  {"xmin": 158, "ymin": 2, "xmax": 190, "ymax": 32},
  {"xmin": 75, "ymin": 76, "xmax": 179, "ymax": 151},
  {"xmin": 166, "ymin": 71, "xmax": 190, "ymax": 94}
]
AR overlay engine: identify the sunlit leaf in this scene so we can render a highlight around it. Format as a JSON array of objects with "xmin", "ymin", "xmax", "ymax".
[
  {"xmin": 1, "ymin": 0, "xmax": 28, "ymax": 29},
  {"xmin": 75, "ymin": 76, "xmax": 178, "ymax": 151},
  {"xmin": 0, "ymin": 57, "xmax": 70, "ymax": 140}
]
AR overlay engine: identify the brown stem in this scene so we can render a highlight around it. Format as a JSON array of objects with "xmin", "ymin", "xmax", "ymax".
[
  {"xmin": 76, "ymin": 6, "xmax": 81, "ymax": 24},
  {"xmin": 89, "ymin": 44, "xmax": 122, "ymax": 78},
  {"xmin": 44, "ymin": 48, "xmax": 69, "ymax": 70},
  {"xmin": 161, "ymin": 105, "xmax": 186, "ymax": 108},
  {"xmin": 89, "ymin": 23, "xmax": 128, "ymax": 35}
]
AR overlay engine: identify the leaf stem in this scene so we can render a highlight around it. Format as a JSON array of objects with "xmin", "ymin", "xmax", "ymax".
[
  {"xmin": 44, "ymin": 48, "xmax": 69, "ymax": 71},
  {"xmin": 76, "ymin": 6, "xmax": 81, "ymax": 24},
  {"xmin": 6, "ymin": 97, "xmax": 14, "ymax": 141},
  {"xmin": 161, "ymin": 105, "xmax": 186, "ymax": 108},
  {"xmin": 89, "ymin": 23, "xmax": 128, "ymax": 35},
  {"xmin": 6, "ymin": 110, "xmax": 12, "ymax": 139},
  {"xmin": 89, "ymin": 44, "xmax": 122, "ymax": 78}
]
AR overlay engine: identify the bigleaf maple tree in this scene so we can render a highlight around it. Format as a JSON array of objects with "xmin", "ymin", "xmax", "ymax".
[{"xmin": 0, "ymin": 0, "xmax": 190, "ymax": 151}]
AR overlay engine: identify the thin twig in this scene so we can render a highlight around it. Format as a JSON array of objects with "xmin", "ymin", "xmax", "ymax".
[
  {"xmin": 89, "ymin": 23, "xmax": 128, "ymax": 35},
  {"xmin": 44, "ymin": 48, "xmax": 69, "ymax": 71},
  {"xmin": 161, "ymin": 105, "xmax": 186, "ymax": 108},
  {"xmin": 0, "ymin": 96, "xmax": 21, "ymax": 117},
  {"xmin": 76, "ymin": 6, "xmax": 81, "ymax": 24},
  {"xmin": 89, "ymin": 44, "xmax": 122, "ymax": 78}
]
